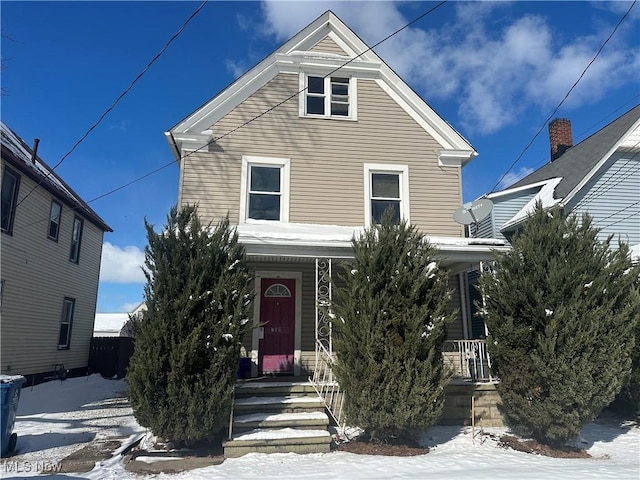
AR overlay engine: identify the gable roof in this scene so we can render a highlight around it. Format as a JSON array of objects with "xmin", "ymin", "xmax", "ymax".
[
  {"xmin": 166, "ymin": 10, "xmax": 476, "ymax": 165},
  {"xmin": 508, "ymin": 104, "xmax": 640, "ymax": 202},
  {"xmin": 1, "ymin": 121, "xmax": 112, "ymax": 232}
]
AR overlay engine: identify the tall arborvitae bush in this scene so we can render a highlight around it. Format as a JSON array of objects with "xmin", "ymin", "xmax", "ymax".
[
  {"xmin": 480, "ymin": 203, "xmax": 640, "ymax": 445},
  {"xmin": 127, "ymin": 205, "xmax": 253, "ymax": 444},
  {"xmin": 331, "ymin": 212, "xmax": 454, "ymax": 443}
]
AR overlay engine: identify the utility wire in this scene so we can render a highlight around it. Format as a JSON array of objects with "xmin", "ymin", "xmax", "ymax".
[
  {"xmin": 598, "ymin": 200, "xmax": 640, "ymax": 228},
  {"xmin": 490, "ymin": 0, "xmax": 637, "ymax": 193},
  {"xmin": 14, "ymin": 0, "xmax": 208, "ymax": 210}
]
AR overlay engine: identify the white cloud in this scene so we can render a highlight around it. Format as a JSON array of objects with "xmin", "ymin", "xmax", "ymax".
[
  {"xmin": 258, "ymin": 1, "xmax": 639, "ymax": 135},
  {"xmin": 100, "ymin": 242, "xmax": 146, "ymax": 284},
  {"xmin": 225, "ymin": 59, "xmax": 249, "ymax": 79},
  {"xmin": 496, "ymin": 166, "xmax": 535, "ymax": 190}
]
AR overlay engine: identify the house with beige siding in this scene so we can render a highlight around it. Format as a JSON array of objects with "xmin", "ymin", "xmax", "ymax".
[
  {"xmin": 1, "ymin": 121, "xmax": 111, "ymax": 383},
  {"xmin": 166, "ymin": 11, "xmax": 508, "ymax": 454}
]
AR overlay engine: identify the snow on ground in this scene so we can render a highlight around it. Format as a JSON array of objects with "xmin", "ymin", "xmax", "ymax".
[
  {"xmin": 1, "ymin": 375, "xmax": 638, "ymax": 479},
  {"xmin": 4, "ymin": 375, "xmax": 144, "ymax": 474}
]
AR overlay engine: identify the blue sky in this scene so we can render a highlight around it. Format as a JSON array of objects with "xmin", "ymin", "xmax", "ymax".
[{"xmin": 2, "ymin": 1, "xmax": 639, "ymax": 313}]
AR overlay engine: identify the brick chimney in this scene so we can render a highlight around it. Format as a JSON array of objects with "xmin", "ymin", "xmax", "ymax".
[{"xmin": 548, "ymin": 118, "xmax": 573, "ymax": 161}]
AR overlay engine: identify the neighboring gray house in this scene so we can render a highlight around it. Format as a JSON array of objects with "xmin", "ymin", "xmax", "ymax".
[
  {"xmin": 1, "ymin": 122, "xmax": 112, "ymax": 382},
  {"xmin": 474, "ymin": 104, "xmax": 640, "ymax": 252}
]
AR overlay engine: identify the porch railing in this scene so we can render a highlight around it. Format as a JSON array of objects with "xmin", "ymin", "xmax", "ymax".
[
  {"xmin": 442, "ymin": 339, "xmax": 496, "ymax": 382},
  {"xmin": 309, "ymin": 340, "xmax": 346, "ymax": 433}
]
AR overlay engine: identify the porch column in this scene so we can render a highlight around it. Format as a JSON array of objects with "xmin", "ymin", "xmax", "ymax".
[{"xmin": 315, "ymin": 258, "xmax": 333, "ymax": 354}]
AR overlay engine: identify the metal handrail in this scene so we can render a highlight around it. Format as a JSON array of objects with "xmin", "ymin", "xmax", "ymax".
[
  {"xmin": 309, "ymin": 340, "xmax": 346, "ymax": 434},
  {"xmin": 442, "ymin": 339, "xmax": 496, "ymax": 382}
]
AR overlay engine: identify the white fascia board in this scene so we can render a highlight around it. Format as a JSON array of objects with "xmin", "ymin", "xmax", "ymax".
[
  {"xmin": 562, "ymin": 117, "xmax": 640, "ymax": 207},
  {"xmin": 172, "ymin": 62, "xmax": 280, "ymax": 136},
  {"xmin": 164, "ymin": 131, "xmax": 181, "ymax": 162},
  {"xmin": 275, "ymin": 52, "xmax": 382, "ymax": 76},
  {"xmin": 484, "ymin": 178, "xmax": 559, "ymax": 200},
  {"xmin": 439, "ymin": 149, "xmax": 476, "ymax": 167}
]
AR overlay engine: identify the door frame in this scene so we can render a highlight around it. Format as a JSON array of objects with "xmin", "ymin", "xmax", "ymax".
[{"xmin": 251, "ymin": 271, "xmax": 302, "ymax": 377}]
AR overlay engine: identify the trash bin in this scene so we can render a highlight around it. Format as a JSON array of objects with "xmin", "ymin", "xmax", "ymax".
[
  {"xmin": 1, "ymin": 375, "xmax": 26, "ymax": 457},
  {"xmin": 237, "ymin": 358, "xmax": 251, "ymax": 379}
]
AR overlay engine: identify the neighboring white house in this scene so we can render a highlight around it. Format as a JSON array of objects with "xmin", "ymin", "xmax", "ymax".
[
  {"xmin": 93, "ymin": 302, "xmax": 146, "ymax": 337},
  {"xmin": 93, "ymin": 313, "xmax": 130, "ymax": 337},
  {"xmin": 474, "ymin": 105, "xmax": 640, "ymax": 251}
]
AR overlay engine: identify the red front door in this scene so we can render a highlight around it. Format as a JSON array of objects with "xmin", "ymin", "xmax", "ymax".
[{"xmin": 259, "ymin": 278, "xmax": 295, "ymax": 374}]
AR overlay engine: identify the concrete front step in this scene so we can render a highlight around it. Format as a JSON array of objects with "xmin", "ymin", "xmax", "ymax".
[
  {"xmin": 233, "ymin": 411, "xmax": 329, "ymax": 433},
  {"xmin": 223, "ymin": 428, "xmax": 331, "ymax": 458},
  {"xmin": 233, "ymin": 395, "xmax": 325, "ymax": 414},
  {"xmin": 236, "ymin": 381, "xmax": 317, "ymax": 396}
]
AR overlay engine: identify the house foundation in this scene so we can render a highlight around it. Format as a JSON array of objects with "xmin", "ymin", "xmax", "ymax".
[{"xmin": 441, "ymin": 381, "xmax": 504, "ymax": 427}]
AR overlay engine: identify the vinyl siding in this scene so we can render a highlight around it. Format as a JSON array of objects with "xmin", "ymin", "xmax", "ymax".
[
  {"xmin": 180, "ymin": 73, "xmax": 462, "ymax": 236},
  {"xmin": 568, "ymin": 152, "xmax": 640, "ymax": 246},
  {"xmin": 309, "ymin": 36, "xmax": 348, "ymax": 55},
  {"xmin": 1, "ymin": 161, "xmax": 104, "ymax": 376},
  {"xmin": 492, "ymin": 189, "xmax": 538, "ymax": 241},
  {"xmin": 473, "ymin": 212, "xmax": 494, "ymax": 239}
]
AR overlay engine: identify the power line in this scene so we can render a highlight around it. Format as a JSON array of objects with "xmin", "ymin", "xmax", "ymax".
[
  {"xmin": 14, "ymin": 0, "xmax": 208, "ymax": 210},
  {"xmin": 599, "ymin": 200, "xmax": 640, "ymax": 229},
  {"xmin": 574, "ymin": 147, "xmax": 640, "ymax": 210},
  {"xmin": 490, "ymin": 0, "xmax": 637, "ymax": 193}
]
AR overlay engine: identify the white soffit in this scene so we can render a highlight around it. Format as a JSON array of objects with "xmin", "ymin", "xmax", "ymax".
[{"xmin": 166, "ymin": 11, "xmax": 475, "ymax": 159}]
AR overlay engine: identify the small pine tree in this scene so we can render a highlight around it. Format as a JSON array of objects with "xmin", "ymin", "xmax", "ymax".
[
  {"xmin": 127, "ymin": 205, "xmax": 253, "ymax": 445},
  {"xmin": 331, "ymin": 212, "xmax": 454, "ymax": 443},
  {"xmin": 480, "ymin": 203, "xmax": 640, "ymax": 446}
]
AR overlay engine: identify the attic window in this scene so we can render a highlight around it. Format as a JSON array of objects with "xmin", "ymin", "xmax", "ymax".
[{"xmin": 302, "ymin": 75, "xmax": 355, "ymax": 119}]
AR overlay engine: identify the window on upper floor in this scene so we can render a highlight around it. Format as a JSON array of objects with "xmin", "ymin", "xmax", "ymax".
[
  {"xmin": 240, "ymin": 156, "xmax": 290, "ymax": 223},
  {"xmin": 364, "ymin": 164, "xmax": 410, "ymax": 227},
  {"xmin": 69, "ymin": 216, "xmax": 83, "ymax": 263},
  {"xmin": 58, "ymin": 297, "xmax": 75, "ymax": 349},
  {"xmin": 303, "ymin": 75, "xmax": 353, "ymax": 118},
  {"xmin": 48, "ymin": 200, "xmax": 62, "ymax": 241},
  {"xmin": 1, "ymin": 166, "xmax": 21, "ymax": 234}
]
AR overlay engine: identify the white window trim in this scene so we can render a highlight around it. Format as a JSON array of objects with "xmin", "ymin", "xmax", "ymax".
[
  {"xmin": 240, "ymin": 156, "xmax": 290, "ymax": 224},
  {"xmin": 298, "ymin": 73, "xmax": 358, "ymax": 121},
  {"xmin": 363, "ymin": 163, "xmax": 410, "ymax": 227}
]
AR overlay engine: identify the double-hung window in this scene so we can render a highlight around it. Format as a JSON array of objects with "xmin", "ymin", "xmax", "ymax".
[
  {"xmin": 305, "ymin": 75, "xmax": 351, "ymax": 118},
  {"xmin": 69, "ymin": 216, "xmax": 83, "ymax": 263},
  {"xmin": 48, "ymin": 201, "xmax": 62, "ymax": 241},
  {"xmin": 364, "ymin": 164, "xmax": 410, "ymax": 226},
  {"xmin": 240, "ymin": 156, "xmax": 290, "ymax": 222},
  {"xmin": 58, "ymin": 297, "xmax": 75, "ymax": 349},
  {"xmin": 1, "ymin": 167, "xmax": 21, "ymax": 234}
]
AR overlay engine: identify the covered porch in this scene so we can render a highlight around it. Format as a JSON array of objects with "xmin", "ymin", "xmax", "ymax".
[{"xmin": 237, "ymin": 222, "xmax": 507, "ymax": 381}]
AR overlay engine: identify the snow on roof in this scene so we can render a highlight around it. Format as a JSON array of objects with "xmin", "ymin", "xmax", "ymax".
[
  {"xmin": 0, "ymin": 121, "xmax": 111, "ymax": 232},
  {"xmin": 94, "ymin": 313, "xmax": 130, "ymax": 335},
  {"xmin": 236, "ymin": 222, "xmax": 505, "ymax": 250},
  {"xmin": 500, "ymin": 178, "xmax": 563, "ymax": 231}
]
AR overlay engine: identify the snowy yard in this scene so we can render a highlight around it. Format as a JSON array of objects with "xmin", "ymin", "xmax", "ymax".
[{"xmin": 1, "ymin": 375, "xmax": 638, "ymax": 479}]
